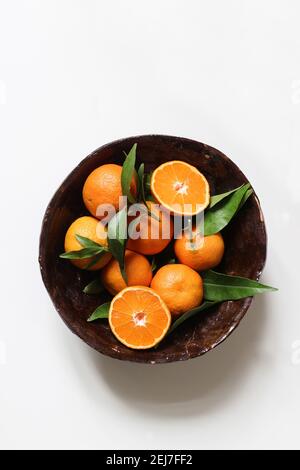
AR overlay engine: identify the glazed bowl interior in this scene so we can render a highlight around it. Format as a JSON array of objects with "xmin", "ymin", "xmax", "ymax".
[{"xmin": 39, "ymin": 135, "xmax": 266, "ymax": 363}]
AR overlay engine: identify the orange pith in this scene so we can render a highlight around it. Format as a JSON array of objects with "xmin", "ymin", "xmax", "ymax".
[
  {"xmin": 109, "ymin": 287, "xmax": 171, "ymax": 349},
  {"xmin": 151, "ymin": 161, "xmax": 210, "ymax": 216}
]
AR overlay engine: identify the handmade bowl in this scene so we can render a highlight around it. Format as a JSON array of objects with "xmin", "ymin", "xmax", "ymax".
[{"xmin": 39, "ymin": 135, "xmax": 267, "ymax": 363}]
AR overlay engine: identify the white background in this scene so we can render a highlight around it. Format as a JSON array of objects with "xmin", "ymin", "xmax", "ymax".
[{"xmin": 0, "ymin": 0, "xmax": 299, "ymax": 450}]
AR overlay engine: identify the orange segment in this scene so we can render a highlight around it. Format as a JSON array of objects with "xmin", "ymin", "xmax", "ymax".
[
  {"xmin": 151, "ymin": 161, "xmax": 210, "ymax": 215},
  {"xmin": 109, "ymin": 287, "xmax": 171, "ymax": 349}
]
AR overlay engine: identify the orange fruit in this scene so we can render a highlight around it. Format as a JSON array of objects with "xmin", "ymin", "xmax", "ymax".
[
  {"xmin": 174, "ymin": 230, "xmax": 224, "ymax": 272},
  {"xmin": 109, "ymin": 286, "xmax": 171, "ymax": 349},
  {"xmin": 64, "ymin": 216, "xmax": 111, "ymax": 270},
  {"xmin": 151, "ymin": 264, "xmax": 203, "ymax": 317},
  {"xmin": 151, "ymin": 160, "xmax": 210, "ymax": 216},
  {"xmin": 101, "ymin": 250, "xmax": 153, "ymax": 296},
  {"xmin": 82, "ymin": 164, "xmax": 137, "ymax": 219},
  {"xmin": 127, "ymin": 201, "xmax": 174, "ymax": 255}
]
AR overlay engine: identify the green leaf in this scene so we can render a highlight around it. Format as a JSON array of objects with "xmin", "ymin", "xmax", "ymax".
[
  {"xmin": 87, "ymin": 302, "xmax": 110, "ymax": 322},
  {"xmin": 137, "ymin": 163, "xmax": 145, "ymax": 202},
  {"xmin": 144, "ymin": 172, "xmax": 155, "ymax": 201},
  {"xmin": 83, "ymin": 278, "xmax": 104, "ymax": 295},
  {"xmin": 59, "ymin": 247, "xmax": 104, "ymax": 260},
  {"xmin": 60, "ymin": 234, "xmax": 109, "ymax": 263},
  {"xmin": 121, "ymin": 143, "xmax": 137, "ymax": 204},
  {"xmin": 238, "ymin": 188, "xmax": 253, "ymax": 211},
  {"xmin": 168, "ymin": 301, "xmax": 219, "ymax": 335},
  {"xmin": 75, "ymin": 234, "xmax": 108, "ymax": 250},
  {"xmin": 85, "ymin": 251, "xmax": 107, "ymax": 269},
  {"xmin": 204, "ymin": 184, "xmax": 250, "ymax": 235},
  {"xmin": 107, "ymin": 207, "xmax": 128, "ymax": 283},
  {"xmin": 151, "ymin": 257, "xmax": 157, "ymax": 272},
  {"xmin": 203, "ymin": 270, "xmax": 278, "ymax": 301},
  {"xmin": 136, "ymin": 165, "xmax": 159, "ymax": 220},
  {"xmin": 209, "ymin": 184, "xmax": 244, "ymax": 209},
  {"xmin": 145, "ymin": 172, "xmax": 152, "ymax": 192},
  {"xmin": 146, "ymin": 194, "xmax": 156, "ymax": 202}
]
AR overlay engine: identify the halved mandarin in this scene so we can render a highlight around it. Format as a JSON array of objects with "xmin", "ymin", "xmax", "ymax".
[
  {"xmin": 151, "ymin": 160, "xmax": 210, "ymax": 216},
  {"xmin": 109, "ymin": 287, "xmax": 171, "ymax": 349}
]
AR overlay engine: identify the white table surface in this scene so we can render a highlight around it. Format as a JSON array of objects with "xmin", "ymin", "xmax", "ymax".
[{"xmin": 0, "ymin": 0, "xmax": 299, "ymax": 450}]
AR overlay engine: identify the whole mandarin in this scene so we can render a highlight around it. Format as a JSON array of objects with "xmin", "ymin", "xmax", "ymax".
[
  {"xmin": 151, "ymin": 264, "xmax": 203, "ymax": 317},
  {"xmin": 64, "ymin": 216, "xmax": 111, "ymax": 270},
  {"xmin": 174, "ymin": 230, "xmax": 224, "ymax": 271},
  {"xmin": 82, "ymin": 164, "xmax": 137, "ymax": 219},
  {"xmin": 101, "ymin": 250, "xmax": 153, "ymax": 296},
  {"xmin": 127, "ymin": 201, "xmax": 174, "ymax": 255}
]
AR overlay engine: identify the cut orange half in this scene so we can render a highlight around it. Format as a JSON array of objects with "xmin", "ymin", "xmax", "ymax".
[
  {"xmin": 109, "ymin": 286, "xmax": 171, "ymax": 349},
  {"xmin": 151, "ymin": 160, "xmax": 210, "ymax": 216}
]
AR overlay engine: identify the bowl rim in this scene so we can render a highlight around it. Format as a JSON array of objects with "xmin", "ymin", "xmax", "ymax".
[{"xmin": 39, "ymin": 134, "xmax": 267, "ymax": 364}]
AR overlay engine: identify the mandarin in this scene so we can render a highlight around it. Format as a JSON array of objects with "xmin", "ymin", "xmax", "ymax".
[
  {"xmin": 127, "ymin": 201, "xmax": 174, "ymax": 255},
  {"xmin": 101, "ymin": 250, "xmax": 152, "ymax": 296},
  {"xmin": 151, "ymin": 160, "xmax": 210, "ymax": 216},
  {"xmin": 64, "ymin": 216, "xmax": 111, "ymax": 270},
  {"xmin": 109, "ymin": 286, "xmax": 171, "ymax": 349},
  {"xmin": 83, "ymin": 164, "xmax": 137, "ymax": 219},
  {"xmin": 175, "ymin": 230, "xmax": 224, "ymax": 271},
  {"xmin": 151, "ymin": 264, "xmax": 203, "ymax": 317}
]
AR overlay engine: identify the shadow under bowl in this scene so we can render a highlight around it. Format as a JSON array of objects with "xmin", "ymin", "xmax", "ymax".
[{"xmin": 39, "ymin": 135, "xmax": 267, "ymax": 364}]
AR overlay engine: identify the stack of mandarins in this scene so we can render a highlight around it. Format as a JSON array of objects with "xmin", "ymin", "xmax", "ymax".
[{"xmin": 62, "ymin": 158, "xmax": 225, "ymax": 350}]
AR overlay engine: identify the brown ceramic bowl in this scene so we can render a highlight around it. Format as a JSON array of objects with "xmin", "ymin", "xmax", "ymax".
[{"xmin": 39, "ymin": 135, "xmax": 267, "ymax": 364}]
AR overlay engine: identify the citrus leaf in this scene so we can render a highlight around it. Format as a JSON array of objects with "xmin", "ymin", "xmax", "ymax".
[
  {"xmin": 137, "ymin": 166, "xmax": 158, "ymax": 220},
  {"xmin": 145, "ymin": 172, "xmax": 152, "ymax": 190},
  {"xmin": 83, "ymin": 278, "xmax": 104, "ymax": 295},
  {"xmin": 209, "ymin": 184, "xmax": 244, "ymax": 209},
  {"xmin": 151, "ymin": 257, "xmax": 157, "ymax": 272},
  {"xmin": 121, "ymin": 143, "xmax": 137, "ymax": 204},
  {"xmin": 107, "ymin": 207, "xmax": 128, "ymax": 283},
  {"xmin": 204, "ymin": 184, "xmax": 250, "ymax": 235},
  {"xmin": 137, "ymin": 163, "xmax": 145, "ymax": 202},
  {"xmin": 203, "ymin": 270, "xmax": 278, "ymax": 301},
  {"xmin": 144, "ymin": 172, "xmax": 154, "ymax": 200},
  {"xmin": 75, "ymin": 234, "xmax": 108, "ymax": 250},
  {"xmin": 238, "ymin": 188, "xmax": 253, "ymax": 211},
  {"xmin": 87, "ymin": 302, "xmax": 110, "ymax": 322},
  {"xmin": 168, "ymin": 301, "xmax": 219, "ymax": 335},
  {"xmin": 85, "ymin": 251, "xmax": 107, "ymax": 269},
  {"xmin": 146, "ymin": 194, "xmax": 156, "ymax": 202},
  {"xmin": 59, "ymin": 247, "xmax": 104, "ymax": 260}
]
